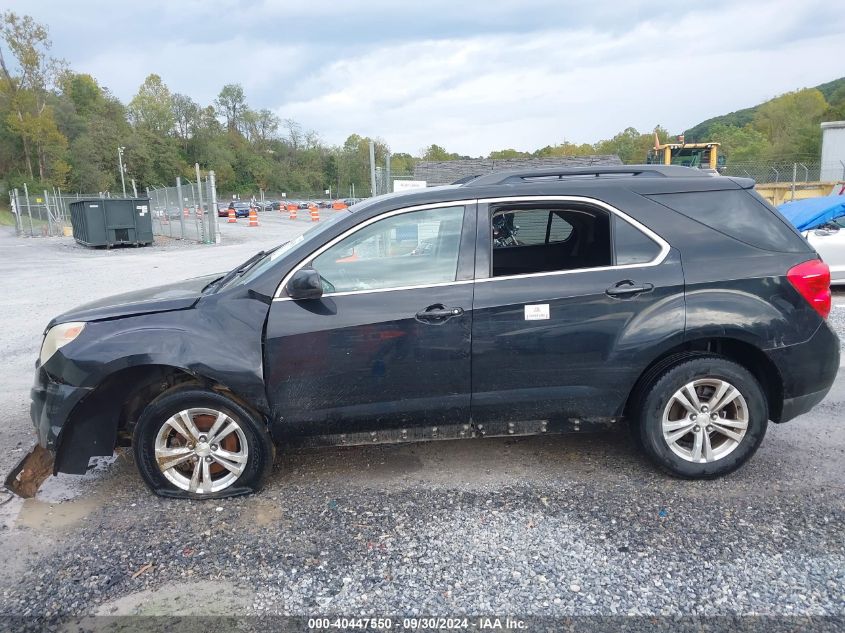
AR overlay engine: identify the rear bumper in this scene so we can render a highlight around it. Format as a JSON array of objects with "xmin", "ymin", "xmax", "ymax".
[
  {"xmin": 780, "ymin": 387, "xmax": 831, "ymax": 423},
  {"xmin": 766, "ymin": 321, "xmax": 840, "ymax": 422}
]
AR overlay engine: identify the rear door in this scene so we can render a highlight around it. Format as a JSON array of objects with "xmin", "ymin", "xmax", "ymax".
[
  {"xmin": 470, "ymin": 195, "xmax": 685, "ymax": 428},
  {"xmin": 264, "ymin": 203, "xmax": 477, "ymax": 440}
]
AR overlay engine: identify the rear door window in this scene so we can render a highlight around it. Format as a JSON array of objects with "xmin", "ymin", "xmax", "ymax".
[
  {"xmin": 645, "ymin": 189, "xmax": 808, "ymax": 252},
  {"xmin": 490, "ymin": 206, "xmax": 612, "ymax": 277},
  {"xmin": 613, "ymin": 215, "xmax": 662, "ymax": 265}
]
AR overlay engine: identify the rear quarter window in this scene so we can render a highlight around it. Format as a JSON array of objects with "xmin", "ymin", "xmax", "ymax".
[{"xmin": 645, "ymin": 189, "xmax": 809, "ymax": 253}]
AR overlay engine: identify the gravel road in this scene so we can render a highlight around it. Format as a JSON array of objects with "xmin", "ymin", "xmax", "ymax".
[{"xmin": 0, "ymin": 220, "xmax": 843, "ymax": 628}]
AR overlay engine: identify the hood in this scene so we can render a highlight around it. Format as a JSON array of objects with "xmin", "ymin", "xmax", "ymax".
[
  {"xmin": 48, "ymin": 273, "xmax": 223, "ymax": 327},
  {"xmin": 778, "ymin": 195, "xmax": 845, "ymax": 232}
]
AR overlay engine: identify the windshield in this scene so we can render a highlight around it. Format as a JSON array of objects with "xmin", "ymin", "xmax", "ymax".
[{"xmin": 223, "ymin": 211, "xmax": 350, "ymax": 288}]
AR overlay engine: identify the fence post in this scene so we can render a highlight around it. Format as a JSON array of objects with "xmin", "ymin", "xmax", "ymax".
[
  {"xmin": 176, "ymin": 177, "xmax": 185, "ymax": 240},
  {"xmin": 43, "ymin": 190, "xmax": 53, "ymax": 236},
  {"xmin": 369, "ymin": 141, "xmax": 376, "ymax": 197},
  {"xmin": 10, "ymin": 189, "xmax": 22, "ymax": 235},
  {"xmin": 791, "ymin": 163, "xmax": 797, "ymax": 202},
  {"xmin": 194, "ymin": 163, "xmax": 207, "ymax": 244},
  {"xmin": 175, "ymin": 181, "xmax": 184, "ymax": 239},
  {"xmin": 209, "ymin": 170, "xmax": 219, "ymax": 244},
  {"xmin": 23, "ymin": 183, "xmax": 34, "ymax": 236}
]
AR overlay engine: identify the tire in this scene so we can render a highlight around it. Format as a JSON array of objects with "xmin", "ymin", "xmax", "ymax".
[
  {"xmin": 132, "ymin": 387, "xmax": 274, "ymax": 498},
  {"xmin": 632, "ymin": 355, "xmax": 768, "ymax": 479}
]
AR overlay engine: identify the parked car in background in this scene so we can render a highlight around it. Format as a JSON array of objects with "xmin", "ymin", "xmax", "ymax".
[
  {"xmin": 778, "ymin": 195, "xmax": 845, "ymax": 285},
  {"xmin": 805, "ymin": 219, "xmax": 845, "ymax": 285},
  {"xmin": 25, "ymin": 166, "xmax": 838, "ymax": 499},
  {"xmin": 262, "ymin": 201, "xmax": 282, "ymax": 211}
]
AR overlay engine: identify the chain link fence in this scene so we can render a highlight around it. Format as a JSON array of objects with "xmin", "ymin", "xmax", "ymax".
[
  {"xmin": 720, "ymin": 161, "xmax": 845, "ymax": 184},
  {"xmin": 147, "ymin": 172, "xmax": 219, "ymax": 244},
  {"xmin": 10, "ymin": 171, "xmax": 220, "ymax": 244},
  {"xmin": 8, "ymin": 186, "xmax": 91, "ymax": 237}
]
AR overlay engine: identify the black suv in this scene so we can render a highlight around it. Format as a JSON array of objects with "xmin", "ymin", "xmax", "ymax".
[{"xmin": 25, "ymin": 166, "xmax": 839, "ymax": 498}]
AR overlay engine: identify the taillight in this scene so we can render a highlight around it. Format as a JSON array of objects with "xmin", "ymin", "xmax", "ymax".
[{"xmin": 787, "ymin": 259, "xmax": 831, "ymax": 319}]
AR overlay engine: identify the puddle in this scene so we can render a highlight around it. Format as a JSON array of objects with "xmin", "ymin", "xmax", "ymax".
[
  {"xmin": 92, "ymin": 580, "xmax": 253, "ymax": 616},
  {"xmin": 3, "ymin": 455, "xmax": 120, "ymax": 532},
  {"xmin": 17, "ymin": 494, "xmax": 101, "ymax": 530}
]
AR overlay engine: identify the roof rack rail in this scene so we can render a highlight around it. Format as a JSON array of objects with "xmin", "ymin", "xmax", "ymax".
[{"xmin": 462, "ymin": 164, "xmax": 712, "ymax": 186}]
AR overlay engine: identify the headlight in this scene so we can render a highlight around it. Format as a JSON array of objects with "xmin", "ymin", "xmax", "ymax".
[{"xmin": 39, "ymin": 322, "xmax": 86, "ymax": 366}]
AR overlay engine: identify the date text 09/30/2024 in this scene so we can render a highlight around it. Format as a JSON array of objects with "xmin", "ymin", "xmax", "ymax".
[{"xmin": 307, "ymin": 617, "xmax": 528, "ymax": 630}]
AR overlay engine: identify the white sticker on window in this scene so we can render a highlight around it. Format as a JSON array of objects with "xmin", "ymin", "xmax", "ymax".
[{"xmin": 524, "ymin": 304, "xmax": 550, "ymax": 320}]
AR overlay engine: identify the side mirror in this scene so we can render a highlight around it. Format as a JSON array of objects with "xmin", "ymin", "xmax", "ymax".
[{"xmin": 286, "ymin": 267, "xmax": 323, "ymax": 300}]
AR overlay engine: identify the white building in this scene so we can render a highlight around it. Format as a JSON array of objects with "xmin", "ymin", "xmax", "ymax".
[{"xmin": 821, "ymin": 121, "xmax": 845, "ymax": 182}]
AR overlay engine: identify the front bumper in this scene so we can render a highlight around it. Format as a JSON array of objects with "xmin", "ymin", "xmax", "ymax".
[{"xmin": 30, "ymin": 363, "xmax": 91, "ymax": 454}]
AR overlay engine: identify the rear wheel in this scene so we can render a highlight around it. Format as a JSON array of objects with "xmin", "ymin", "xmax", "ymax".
[
  {"xmin": 633, "ymin": 356, "xmax": 768, "ymax": 478},
  {"xmin": 132, "ymin": 388, "xmax": 274, "ymax": 498}
]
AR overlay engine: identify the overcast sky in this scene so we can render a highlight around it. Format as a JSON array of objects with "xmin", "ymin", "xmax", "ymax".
[{"xmin": 7, "ymin": 0, "xmax": 845, "ymax": 156}]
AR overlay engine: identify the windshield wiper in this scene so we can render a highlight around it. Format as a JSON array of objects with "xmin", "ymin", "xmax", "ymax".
[
  {"xmin": 210, "ymin": 244, "xmax": 284, "ymax": 292},
  {"xmin": 211, "ymin": 250, "xmax": 267, "ymax": 291}
]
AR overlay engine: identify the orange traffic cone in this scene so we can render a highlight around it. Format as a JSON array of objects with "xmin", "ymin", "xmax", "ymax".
[
  {"xmin": 289, "ymin": 206, "xmax": 297, "ymax": 220},
  {"xmin": 310, "ymin": 207, "xmax": 319, "ymax": 222},
  {"xmin": 183, "ymin": 207, "xmax": 189, "ymax": 218},
  {"xmin": 228, "ymin": 208, "xmax": 236, "ymax": 223},
  {"xmin": 248, "ymin": 207, "xmax": 259, "ymax": 227}
]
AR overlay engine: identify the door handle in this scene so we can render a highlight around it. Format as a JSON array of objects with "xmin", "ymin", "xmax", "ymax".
[
  {"xmin": 606, "ymin": 281, "xmax": 654, "ymax": 297},
  {"xmin": 415, "ymin": 305, "xmax": 464, "ymax": 321}
]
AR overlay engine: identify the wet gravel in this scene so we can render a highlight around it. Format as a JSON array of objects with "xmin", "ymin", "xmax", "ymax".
[
  {"xmin": 0, "ymin": 233, "xmax": 843, "ymax": 626},
  {"xmin": 3, "ymin": 455, "xmax": 844, "ymax": 619}
]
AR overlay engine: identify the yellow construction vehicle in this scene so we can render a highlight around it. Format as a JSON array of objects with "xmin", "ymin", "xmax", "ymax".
[{"xmin": 646, "ymin": 134, "xmax": 722, "ymax": 171}]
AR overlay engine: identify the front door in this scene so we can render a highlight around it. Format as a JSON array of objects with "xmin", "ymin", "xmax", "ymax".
[
  {"xmin": 264, "ymin": 203, "xmax": 476, "ymax": 440},
  {"xmin": 471, "ymin": 198, "xmax": 685, "ymax": 427}
]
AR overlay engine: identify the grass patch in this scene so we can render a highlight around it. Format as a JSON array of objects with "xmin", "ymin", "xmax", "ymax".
[{"xmin": 0, "ymin": 208, "xmax": 18, "ymax": 227}]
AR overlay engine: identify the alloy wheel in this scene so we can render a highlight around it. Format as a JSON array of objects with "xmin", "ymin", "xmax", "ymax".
[
  {"xmin": 153, "ymin": 407, "xmax": 249, "ymax": 493},
  {"xmin": 661, "ymin": 379, "xmax": 749, "ymax": 463}
]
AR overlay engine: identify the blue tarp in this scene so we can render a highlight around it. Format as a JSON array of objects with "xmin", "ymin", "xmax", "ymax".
[{"xmin": 778, "ymin": 195, "xmax": 845, "ymax": 232}]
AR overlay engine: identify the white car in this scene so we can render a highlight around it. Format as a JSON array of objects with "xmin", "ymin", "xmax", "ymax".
[{"xmin": 804, "ymin": 219, "xmax": 845, "ymax": 285}]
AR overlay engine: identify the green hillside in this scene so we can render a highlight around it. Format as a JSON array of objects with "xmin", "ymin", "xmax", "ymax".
[{"xmin": 684, "ymin": 77, "xmax": 845, "ymax": 141}]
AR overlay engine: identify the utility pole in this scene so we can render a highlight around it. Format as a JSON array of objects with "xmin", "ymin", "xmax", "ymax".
[
  {"xmin": 117, "ymin": 146, "xmax": 127, "ymax": 197},
  {"xmin": 369, "ymin": 140, "xmax": 376, "ymax": 197}
]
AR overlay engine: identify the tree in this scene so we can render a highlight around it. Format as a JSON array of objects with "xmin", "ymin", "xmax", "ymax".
[
  {"xmin": 708, "ymin": 123, "xmax": 771, "ymax": 162},
  {"xmin": 171, "ymin": 93, "xmax": 199, "ymax": 151},
  {"xmin": 390, "ymin": 152, "xmax": 416, "ymax": 174},
  {"xmin": 752, "ymin": 88, "xmax": 827, "ymax": 161},
  {"xmin": 823, "ymin": 85, "xmax": 845, "ymax": 122},
  {"xmin": 421, "ymin": 144, "xmax": 459, "ymax": 161},
  {"xmin": 215, "ymin": 83, "xmax": 246, "ymax": 133},
  {"xmin": 0, "ymin": 11, "xmax": 68, "ymax": 184},
  {"xmin": 488, "ymin": 148, "xmax": 529, "ymax": 159},
  {"xmin": 283, "ymin": 118, "xmax": 303, "ymax": 151},
  {"xmin": 128, "ymin": 74, "xmax": 174, "ymax": 135}
]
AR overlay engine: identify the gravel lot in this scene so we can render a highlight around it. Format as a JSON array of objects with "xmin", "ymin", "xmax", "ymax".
[{"xmin": 0, "ymin": 214, "xmax": 843, "ymax": 628}]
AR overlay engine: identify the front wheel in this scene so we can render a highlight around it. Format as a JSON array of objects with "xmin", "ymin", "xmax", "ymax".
[
  {"xmin": 132, "ymin": 388, "xmax": 274, "ymax": 498},
  {"xmin": 633, "ymin": 356, "xmax": 768, "ymax": 479}
]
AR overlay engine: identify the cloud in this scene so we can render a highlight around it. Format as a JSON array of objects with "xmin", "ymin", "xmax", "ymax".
[{"xmin": 6, "ymin": 0, "xmax": 844, "ymax": 155}]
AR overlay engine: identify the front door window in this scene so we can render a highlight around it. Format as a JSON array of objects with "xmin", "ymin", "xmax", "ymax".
[{"xmin": 312, "ymin": 206, "xmax": 465, "ymax": 293}]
